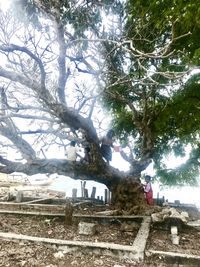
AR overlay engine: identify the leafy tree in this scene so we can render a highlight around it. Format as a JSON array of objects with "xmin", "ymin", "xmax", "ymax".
[
  {"xmin": 0, "ymin": 0, "xmax": 200, "ymax": 212},
  {"xmin": 101, "ymin": 0, "xmax": 200, "ymax": 185}
]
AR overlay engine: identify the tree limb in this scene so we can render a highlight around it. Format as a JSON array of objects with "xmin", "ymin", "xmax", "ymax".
[{"xmin": 0, "ymin": 44, "xmax": 46, "ymax": 87}]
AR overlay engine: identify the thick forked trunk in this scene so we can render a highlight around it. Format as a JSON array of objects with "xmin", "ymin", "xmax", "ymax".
[{"xmin": 110, "ymin": 177, "xmax": 146, "ymax": 213}]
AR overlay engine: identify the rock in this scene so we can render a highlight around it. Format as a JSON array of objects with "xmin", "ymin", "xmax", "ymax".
[
  {"xmin": 151, "ymin": 212, "xmax": 163, "ymax": 222},
  {"xmin": 152, "ymin": 207, "xmax": 189, "ymax": 224},
  {"xmin": 78, "ymin": 222, "xmax": 96, "ymax": 235},
  {"xmin": 169, "ymin": 210, "xmax": 188, "ymax": 223},
  {"xmin": 169, "ymin": 207, "xmax": 178, "ymax": 215},
  {"xmin": 171, "ymin": 234, "xmax": 180, "ymax": 245},
  {"xmin": 53, "ymin": 251, "xmax": 65, "ymax": 259},
  {"xmin": 71, "ymin": 260, "xmax": 78, "ymax": 265},
  {"xmin": 161, "ymin": 208, "xmax": 171, "ymax": 215},
  {"xmin": 93, "ymin": 259, "xmax": 104, "ymax": 265},
  {"xmin": 120, "ymin": 222, "xmax": 139, "ymax": 232},
  {"xmin": 171, "ymin": 226, "xmax": 178, "ymax": 235},
  {"xmin": 187, "ymin": 219, "xmax": 200, "ymax": 227},
  {"xmin": 20, "ymin": 260, "xmax": 27, "ymax": 267},
  {"xmin": 181, "ymin": 211, "xmax": 189, "ymax": 219}
]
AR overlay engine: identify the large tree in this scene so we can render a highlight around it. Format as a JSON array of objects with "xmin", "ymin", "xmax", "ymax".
[{"xmin": 0, "ymin": 0, "xmax": 200, "ymax": 212}]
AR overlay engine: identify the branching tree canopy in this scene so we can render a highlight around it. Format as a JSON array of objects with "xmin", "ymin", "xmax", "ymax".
[{"xmin": 0, "ymin": 0, "xmax": 200, "ymax": 211}]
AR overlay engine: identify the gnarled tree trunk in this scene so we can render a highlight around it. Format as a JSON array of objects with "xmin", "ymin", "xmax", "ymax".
[{"xmin": 109, "ymin": 177, "xmax": 147, "ymax": 214}]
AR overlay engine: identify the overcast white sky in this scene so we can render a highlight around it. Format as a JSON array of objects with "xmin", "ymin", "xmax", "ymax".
[{"xmin": 0, "ymin": 0, "xmax": 11, "ymax": 11}]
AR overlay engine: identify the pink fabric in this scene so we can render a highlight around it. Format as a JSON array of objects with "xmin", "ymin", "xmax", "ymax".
[{"xmin": 144, "ymin": 182, "xmax": 154, "ymax": 205}]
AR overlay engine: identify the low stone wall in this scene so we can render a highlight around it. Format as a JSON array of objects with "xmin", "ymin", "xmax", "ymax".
[{"xmin": 0, "ymin": 201, "xmax": 65, "ymax": 213}]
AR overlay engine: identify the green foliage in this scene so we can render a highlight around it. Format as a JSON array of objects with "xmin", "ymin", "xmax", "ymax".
[
  {"xmin": 102, "ymin": 0, "xmax": 200, "ymax": 185},
  {"xmin": 126, "ymin": 0, "xmax": 200, "ymax": 59},
  {"xmin": 155, "ymin": 145, "xmax": 200, "ymax": 186},
  {"xmin": 12, "ymin": 0, "xmax": 122, "ymax": 36},
  {"xmin": 154, "ymin": 73, "xmax": 200, "ymax": 138},
  {"xmin": 155, "ymin": 163, "xmax": 199, "ymax": 186},
  {"xmin": 11, "ymin": 0, "xmax": 42, "ymax": 28}
]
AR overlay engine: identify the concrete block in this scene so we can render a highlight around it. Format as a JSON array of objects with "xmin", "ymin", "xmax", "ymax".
[
  {"xmin": 78, "ymin": 222, "xmax": 96, "ymax": 235},
  {"xmin": 171, "ymin": 226, "xmax": 178, "ymax": 235},
  {"xmin": 132, "ymin": 216, "xmax": 151, "ymax": 261},
  {"xmin": 171, "ymin": 234, "xmax": 180, "ymax": 245},
  {"xmin": 16, "ymin": 191, "xmax": 23, "ymax": 203}
]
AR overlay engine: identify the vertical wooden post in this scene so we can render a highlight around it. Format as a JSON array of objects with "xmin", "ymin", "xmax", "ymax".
[
  {"xmin": 84, "ymin": 189, "xmax": 88, "ymax": 198},
  {"xmin": 72, "ymin": 188, "xmax": 77, "ymax": 200},
  {"xmin": 65, "ymin": 199, "xmax": 73, "ymax": 225},
  {"xmin": 16, "ymin": 191, "xmax": 23, "ymax": 203},
  {"xmin": 107, "ymin": 190, "xmax": 111, "ymax": 204},
  {"xmin": 90, "ymin": 187, "xmax": 96, "ymax": 199},
  {"xmin": 157, "ymin": 192, "xmax": 159, "ymax": 205},
  {"xmin": 81, "ymin": 181, "xmax": 86, "ymax": 198},
  {"xmin": 81, "ymin": 181, "xmax": 84, "ymax": 197},
  {"xmin": 104, "ymin": 189, "xmax": 108, "ymax": 204}
]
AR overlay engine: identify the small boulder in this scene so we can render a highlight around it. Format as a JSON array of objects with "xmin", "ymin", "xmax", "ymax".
[{"xmin": 78, "ymin": 222, "xmax": 96, "ymax": 235}]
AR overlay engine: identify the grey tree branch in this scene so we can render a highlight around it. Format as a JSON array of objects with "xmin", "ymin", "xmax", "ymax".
[
  {"xmin": 0, "ymin": 156, "xmax": 124, "ymax": 187},
  {"xmin": 0, "ymin": 67, "xmax": 99, "ymax": 148},
  {"xmin": 0, "ymin": 44, "xmax": 46, "ymax": 87},
  {"xmin": 0, "ymin": 125, "xmax": 36, "ymax": 161},
  {"xmin": 55, "ymin": 21, "xmax": 67, "ymax": 105}
]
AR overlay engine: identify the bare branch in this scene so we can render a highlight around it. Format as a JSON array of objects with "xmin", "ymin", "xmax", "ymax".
[
  {"xmin": 0, "ymin": 113, "xmax": 57, "ymax": 122},
  {"xmin": 0, "ymin": 44, "xmax": 46, "ymax": 87},
  {"xmin": 0, "ymin": 156, "xmax": 124, "ymax": 187},
  {"xmin": 0, "ymin": 125, "xmax": 36, "ymax": 161},
  {"xmin": 55, "ymin": 21, "xmax": 67, "ymax": 104}
]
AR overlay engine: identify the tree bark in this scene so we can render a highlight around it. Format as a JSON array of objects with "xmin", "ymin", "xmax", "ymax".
[
  {"xmin": 0, "ymin": 155, "xmax": 148, "ymax": 212},
  {"xmin": 110, "ymin": 177, "xmax": 146, "ymax": 213}
]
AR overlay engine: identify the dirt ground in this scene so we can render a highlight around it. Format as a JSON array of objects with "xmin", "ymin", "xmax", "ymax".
[
  {"xmin": 147, "ymin": 226, "xmax": 200, "ymax": 256},
  {"xmin": 0, "ymin": 214, "xmax": 139, "ymax": 245},
  {"xmin": 0, "ymin": 205, "xmax": 200, "ymax": 267},
  {"xmin": 0, "ymin": 214, "xmax": 136, "ymax": 267}
]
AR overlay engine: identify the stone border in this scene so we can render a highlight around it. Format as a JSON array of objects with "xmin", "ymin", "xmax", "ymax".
[
  {"xmin": 0, "ymin": 216, "xmax": 152, "ymax": 262},
  {"xmin": 0, "ymin": 231, "xmax": 137, "ymax": 260},
  {"xmin": 73, "ymin": 214, "xmax": 144, "ymax": 223},
  {"xmin": 147, "ymin": 250, "xmax": 200, "ymax": 265},
  {"xmin": 0, "ymin": 209, "xmax": 65, "ymax": 217},
  {"xmin": 1, "ymin": 205, "xmax": 199, "ymax": 264},
  {"xmin": 132, "ymin": 216, "xmax": 151, "ymax": 261},
  {"xmin": 0, "ymin": 202, "xmax": 65, "ymax": 211}
]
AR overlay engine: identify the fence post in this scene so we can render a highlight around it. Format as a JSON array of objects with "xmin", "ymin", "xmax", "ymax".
[
  {"xmin": 90, "ymin": 187, "xmax": 96, "ymax": 199},
  {"xmin": 72, "ymin": 188, "xmax": 77, "ymax": 200}
]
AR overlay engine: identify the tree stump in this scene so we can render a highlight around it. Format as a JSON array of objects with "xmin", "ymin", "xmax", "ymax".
[{"xmin": 65, "ymin": 199, "xmax": 74, "ymax": 225}]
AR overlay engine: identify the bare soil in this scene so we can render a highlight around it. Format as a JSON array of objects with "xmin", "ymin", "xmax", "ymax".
[
  {"xmin": 0, "ymin": 214, "xmax": 139, "ymax": 245},
  {"xmin": 0, "ymin": 213, "xmax": 140, "ymax": 267},
  {"xmin": 147, "ymin": 226, "xmax": 200, "ymax": 256},
  {"xmin": 0, "ymin": 205, "xmax": 200, "ymax": 266}
]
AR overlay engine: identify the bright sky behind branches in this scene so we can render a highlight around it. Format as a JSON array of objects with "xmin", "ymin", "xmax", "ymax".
[{"xmin": 0, "ymin": 0, "xmax": 11, "ymax": 11}]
